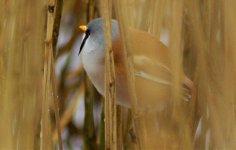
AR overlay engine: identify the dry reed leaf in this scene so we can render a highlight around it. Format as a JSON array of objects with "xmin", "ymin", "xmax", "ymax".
[{"xmin": 0, "ymin": 0, "xmax": 48, "ymax": 149}]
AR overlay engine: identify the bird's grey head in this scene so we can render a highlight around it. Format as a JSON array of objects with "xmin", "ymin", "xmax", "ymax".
[{"xmin": 79, "ymin": 18, "xmax": 119, "ymax": 55}]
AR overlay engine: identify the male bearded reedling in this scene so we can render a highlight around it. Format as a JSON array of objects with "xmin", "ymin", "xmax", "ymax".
[{"xmin": 78, "ymin": 18, "xmax": 194, "ymax": 109}]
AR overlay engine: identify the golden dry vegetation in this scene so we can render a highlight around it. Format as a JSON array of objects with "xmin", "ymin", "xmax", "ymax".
[{"xmin": 0, "ymin": 0, "xmax": 236, "ymax": 150}]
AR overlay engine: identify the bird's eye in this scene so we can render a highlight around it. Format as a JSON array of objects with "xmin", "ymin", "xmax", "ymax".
[{"xmin": 79, "ymin": 29, "xmax": 91, "ymax": 55}]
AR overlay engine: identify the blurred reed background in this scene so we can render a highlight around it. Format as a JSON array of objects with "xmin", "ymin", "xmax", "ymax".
[{"xmin": 0, "ymin": 0, "xmax": 236, "ymax": 149}]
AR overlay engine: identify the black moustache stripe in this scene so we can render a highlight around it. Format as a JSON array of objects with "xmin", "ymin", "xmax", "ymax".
[{"xmin": 78, "ymin": 30, "xmax": 90, "ymax": 55}]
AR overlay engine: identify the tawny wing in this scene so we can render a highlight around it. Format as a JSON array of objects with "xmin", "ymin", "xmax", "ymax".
[{"xmin": 113, "ymin": 28, "xmax": 194, "ymax": 109}]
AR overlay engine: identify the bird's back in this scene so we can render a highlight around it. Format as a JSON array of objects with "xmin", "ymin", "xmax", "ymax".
[{"xmin": 112, "ymin": 28, "xmax": 193, "ymax": 109}]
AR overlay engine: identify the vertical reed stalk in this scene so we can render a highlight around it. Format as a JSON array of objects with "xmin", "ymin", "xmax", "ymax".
[
  {"xmin": 82, "ymin": 0, "xmax": 98, "ymax": 149},
  {"xmin": 100, "ymin": 0, "xmax": 118, "ymax": 149},
  {"xmin": 113, "ymin": 0, "xmax": 141, "ymax": 149},
  {"xmin": 43, "ymin": 0, "xmax": 63, "ymax": 149}
]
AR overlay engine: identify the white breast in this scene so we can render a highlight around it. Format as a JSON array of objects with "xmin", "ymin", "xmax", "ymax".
[{"xmin": 80, "ymin": 36, "xmax": 105, "ymax": 95}]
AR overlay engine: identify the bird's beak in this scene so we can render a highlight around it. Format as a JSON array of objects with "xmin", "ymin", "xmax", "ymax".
[{"xmin": 79, "ymin": 25, "xmax": 87, "ymax": 32}]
